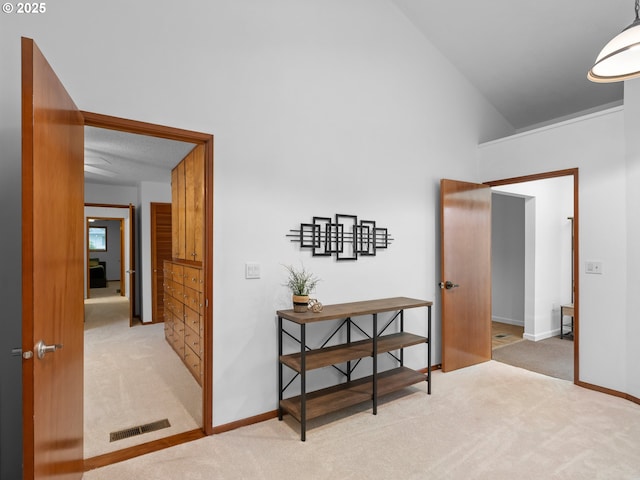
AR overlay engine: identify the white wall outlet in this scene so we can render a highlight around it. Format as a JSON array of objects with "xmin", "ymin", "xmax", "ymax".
[
  {"xmin": 245, "ymin": 262, "xmax": 261, "ymax": 279},
  {"xmin": 585, "ymin": 261, "xmax": 603, "ymax": 275}
]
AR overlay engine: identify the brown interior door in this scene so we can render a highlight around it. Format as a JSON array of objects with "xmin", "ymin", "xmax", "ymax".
[
  {"xmin": 22, "ymin": 37, "xmax": 85, "ymax": 479},
  {"xmin": 128, "ymin": 204, "xmax": 137, "ymax": 325},
  {"xmin": 151, "ymin": 202, "xmax": 172, "ymax": 323},
  {"xmin": 440, "ymin": 179, "xmax": 492, "ymax": 372}
]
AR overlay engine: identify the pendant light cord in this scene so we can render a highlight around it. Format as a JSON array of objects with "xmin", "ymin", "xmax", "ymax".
[{"xmin": 636, "ymin": 0, "xmax": 639, "ymax": 21}]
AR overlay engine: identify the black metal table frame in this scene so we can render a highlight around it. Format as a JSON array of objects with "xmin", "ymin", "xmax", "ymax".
[{"xmin": 278, "ymin": 306, "xmax": 431, "ymax": 441}]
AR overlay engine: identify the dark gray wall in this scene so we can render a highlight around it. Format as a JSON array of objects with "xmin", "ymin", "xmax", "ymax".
[
  {"xmin": 0, "ymin": 125, "xmax": 23, "ymax": 476},
  {"xmin": 491, "ymin": 192, "xmax": 525, "ymax": 325}
]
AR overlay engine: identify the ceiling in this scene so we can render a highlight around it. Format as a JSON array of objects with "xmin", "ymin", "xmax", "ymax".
[
  {"xmin": 84, "ymin": 127, "xmax": 196, "ymax": 187},
  {"xmin": 85, "ymin": 1, "xmax": 635, "ymax": 184},
  {"xmin": 391, "ymin": 0, "xmax": 631, "ymax": 131}
]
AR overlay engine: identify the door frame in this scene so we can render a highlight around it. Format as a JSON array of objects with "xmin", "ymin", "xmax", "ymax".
[
  {"xmin": 81, "ymin": 112, "xmax": 214, "ymax": 469},
  {"xmin": 485, "ymin": 168, "xmax": 579, "ymax": 384}
]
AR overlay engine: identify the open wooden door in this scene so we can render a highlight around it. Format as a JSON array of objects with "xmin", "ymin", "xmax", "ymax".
[
  {"xmin": 22, "ymin": 37, "xmax": 85, "ymax": 479},
  {"xmin": 440, "ymin": 179, "xmax": 492, "ymax": 372},
  {"xmin": 128, "ymin": 204, "xmax": 137, "ymax": 325},
  {"xmin": 151, "ymin": 203, "xmax": 172, "ymax": 323}
]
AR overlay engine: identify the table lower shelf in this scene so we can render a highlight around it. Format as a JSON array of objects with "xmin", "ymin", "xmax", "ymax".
[{"xmin": 280, "ymin": 366, "xmax": 427, "ymax": 422}]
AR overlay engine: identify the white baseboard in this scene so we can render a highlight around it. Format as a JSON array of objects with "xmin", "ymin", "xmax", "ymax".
[
  {"xmin": 492, "ymin": 316, "xmax": 524, "ymax": 327},
  {"xmin": 523, "ymin": 328, "xmax": 560, "ymax": 342}
]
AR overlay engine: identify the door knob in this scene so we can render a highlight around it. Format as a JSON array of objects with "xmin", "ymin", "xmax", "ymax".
[
  {"xmin": 439, "ymin": 280, "xmax": 460, "ymax": 290},
  {"xmin": 35, "ymin": 340, "xmax": 63, "ymax": 359}
]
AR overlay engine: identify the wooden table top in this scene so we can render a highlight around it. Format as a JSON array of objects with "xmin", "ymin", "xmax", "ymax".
[{"xmin": 277, "ymin": 297, "xmax": 432, "ymax": 324}]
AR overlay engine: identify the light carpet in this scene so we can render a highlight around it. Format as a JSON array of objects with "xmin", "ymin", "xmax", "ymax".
[
  {"xmin": 84, "ymin": 295, "xmax": 202, "ymax": 458},
  {"xmin": 83, "ymin": 361, "xmax": 640, "ymax": 480}
]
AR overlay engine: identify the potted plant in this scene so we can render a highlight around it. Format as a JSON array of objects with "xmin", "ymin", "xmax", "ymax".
[{"xmin": 283, "ymin": 264, "xmax": 320, "ymax": 312}]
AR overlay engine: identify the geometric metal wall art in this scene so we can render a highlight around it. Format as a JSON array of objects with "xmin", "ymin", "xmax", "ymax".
[{"xmin": 287, "ymin": 214, "xmax": 394, "ymax": 261}]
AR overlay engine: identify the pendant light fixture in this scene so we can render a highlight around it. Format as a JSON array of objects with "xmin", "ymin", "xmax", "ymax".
[{"xmin": 588, "ymin": 0, "xmax": 640, "ymax": 82}]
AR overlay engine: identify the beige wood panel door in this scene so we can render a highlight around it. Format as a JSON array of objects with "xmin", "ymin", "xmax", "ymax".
[
  {"xmin": 172, "ymin": 161, "xmax": 186, "ymax": 259},
  {"xmin": 151, "ymin": 203, "xmax": 172, "ymax": 323},
  {"xmin": 440, "ymin": 179, "xmax": 492, "ymax": 372},
  {"xmin": 186, "ymin": 144, "xmax": 205, "ymax": 264},
  {"xmin": 22, "ymin": 37, "xmax": 85, "ymax": 479}
]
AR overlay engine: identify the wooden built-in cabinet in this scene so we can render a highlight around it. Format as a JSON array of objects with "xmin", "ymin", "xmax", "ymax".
[
  {"xmin": 277, "ymin": 297, "xmax": 432, "ymax": 441},
  {"xmin": 165, "ymin": 143, "xmax": 206, "ymax": 384},
  {"xmin": 164, "ymin": 260, "xmax": 205, "ymax": 385},
  {"xmin": 172, "ymin": 144, "xmax": 205, "ymax": 264}
]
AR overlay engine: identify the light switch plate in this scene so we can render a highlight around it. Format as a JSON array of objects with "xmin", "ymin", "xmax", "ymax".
[
  {"xmin": 245, "ymin": 262, "xmax": 261, "ymax": 279},
  {"xmin": 585, "ymin": 261, "xmax": 603, "ymax": 275}
]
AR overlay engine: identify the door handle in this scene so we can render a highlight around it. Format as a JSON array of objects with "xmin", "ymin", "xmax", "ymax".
[
  {"xmin": 35, "ymin": 340, "xmax": 63, "ymax": 359},
  {"xmin": 439, "ymin": 280, "xmax": 460, "ymax": 290}
]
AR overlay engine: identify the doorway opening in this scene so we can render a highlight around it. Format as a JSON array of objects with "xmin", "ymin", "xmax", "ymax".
[
  {"xmin": 81, "ymin": 112, "xmax": 214, "ymax": 470},
  {"xmin": 86, "ymin": 217, "xmax": 125, "ymax": 300},
  {"xmin": 486, "ymin": 169, "xmax": 579, "ymax": 384}
]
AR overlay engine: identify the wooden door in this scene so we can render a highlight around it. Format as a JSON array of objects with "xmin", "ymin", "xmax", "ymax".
[
  {"xmin": 22, "ymin": 37, "xmax": 85, "ymax": 479},
  {"xmin": 440, "ymin": 179, "xmax": 492, "ymax": 372},
  {"xmin": 185, "ymin": 144, "xmax": 205, "ymax": 263},
  {"xmin": 151, "ymin": 203, "xmax": 172, "ymax": 323},
  {"xmin": 172, "ymin": 161, "xmax": 186, "ymax": 260},
  {"xmin": 128, "ymin": 204, "xmax": 137, "ymax": 325}
]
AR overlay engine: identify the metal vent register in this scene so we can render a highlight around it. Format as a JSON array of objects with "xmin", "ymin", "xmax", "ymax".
[{"xmin": 110, "ymin": 419, "xmax": 171, "ymax": 442}]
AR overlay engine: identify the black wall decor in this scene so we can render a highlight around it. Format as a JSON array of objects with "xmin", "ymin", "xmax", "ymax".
[{"xmin": 287, "ymin": 214, "xmax": 394, "ymax": 261}]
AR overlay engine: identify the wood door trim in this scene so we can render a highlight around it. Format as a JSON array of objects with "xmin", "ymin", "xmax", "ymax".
[
  {"xmin": 81, "ymin": 112, "xmax": 215, "ymax": 442},
  {"xmin": 120, "ymin": 218, "xmax": 125, "ymax": 297},
  {"xmin": 203, "ymin": 132, "xmax": 214, "ymax": 435},
  {"xmin": 82, "ymin": 111, "xmax": 212, "ymax": 144},
  {"xmin": 83, "ymin": 429, "xmax": 205, "ymax": 471},
  {"xmin": 484, "ymin": 168, "xmax": 580, "ymax": 384},
  {"xmin": 85, "ymin": 203, "xmax": 131, "ymax": 209}
]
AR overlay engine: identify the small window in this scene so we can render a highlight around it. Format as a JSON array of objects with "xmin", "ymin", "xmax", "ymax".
[{"xmin": 89, "ymin": 226, "xmax": 107, "ymax": 252}]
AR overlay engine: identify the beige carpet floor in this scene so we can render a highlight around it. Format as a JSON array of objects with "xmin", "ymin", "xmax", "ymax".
[
  {"xmin": 83, "ymin": 361, "xmax": 640, "ymax": 480},
  {"xmin": 84, "ymin": 291, "xmax": 202, "ymax": 458}
]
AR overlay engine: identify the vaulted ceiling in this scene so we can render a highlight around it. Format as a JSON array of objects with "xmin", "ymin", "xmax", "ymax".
[
  {"xmin": 85, "ymin": 1, "xmax": 633, "ymax": 186},
  {"xmin": 391, "ymin": 0, "xmax": 630, "ymax": 131}
]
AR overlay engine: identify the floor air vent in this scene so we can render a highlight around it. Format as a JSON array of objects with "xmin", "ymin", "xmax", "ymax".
[{"xmin": 110, "ymin": 418, "xmax": 171, "ymax": 442}]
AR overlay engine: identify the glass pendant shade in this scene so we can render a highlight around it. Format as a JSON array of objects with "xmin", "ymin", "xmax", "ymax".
[{"xmin": 589, "ymin": 8, "xmax": 640, "ymax": 82}]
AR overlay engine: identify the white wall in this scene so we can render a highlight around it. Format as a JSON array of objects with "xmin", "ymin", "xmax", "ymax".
[
  {"xmin": 85, "ymin": 182, "xmax": 138, "ymax": 206},
  {"xmin": 624, "ymin": 80, "xmax": 640, "ymax": 400},
  {"xmin": 0, "ymin": 0, "xmax": 515, "ymax": 443},
  {"xmin": 479, "ymin": 108, "xmax": 627, "ymax": 392},
  {"xmin": 493, "ymin": 178, "xmax": 574, "ymax": 341},
  {"xmin": 86, "ymin": 181, "xmax": 171, "ymax": 322},
  {"xmin": 139, "ymin": 181, "xmax": 172, "ymax": 323}
]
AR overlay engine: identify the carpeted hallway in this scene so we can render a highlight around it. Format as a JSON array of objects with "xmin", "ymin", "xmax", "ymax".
[
  {"xmin": 82, "ymin": 361, "xmax": 640, "ymax": 480},
  {"xmin": 84, "ymin": 286, "xmax": 202, "ymax": 458}
]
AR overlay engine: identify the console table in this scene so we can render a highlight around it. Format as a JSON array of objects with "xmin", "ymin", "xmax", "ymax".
[
  {"xmin": 560, "ymin": 303, "xmax": 574, "ymax": 340},
  {"xmin": 277, "ymin": 296, "xmax": 432, "ymax": 441}
]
